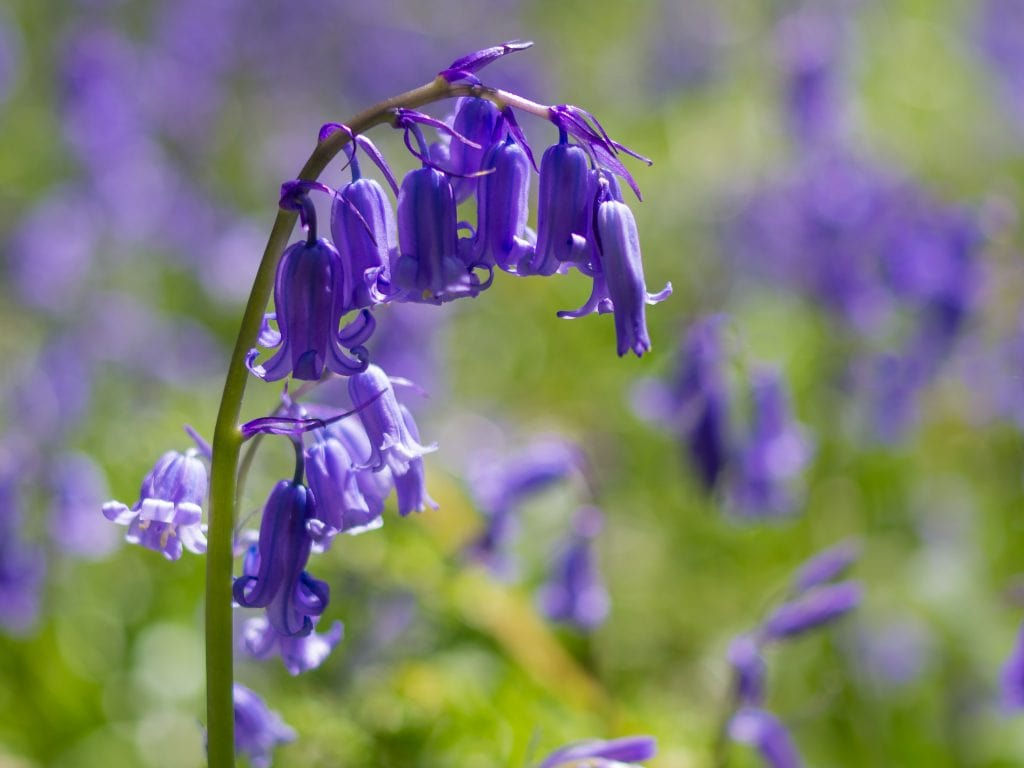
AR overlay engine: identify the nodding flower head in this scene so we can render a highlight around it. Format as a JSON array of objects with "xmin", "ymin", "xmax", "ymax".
[
  {"xmin": 392, "ymin": 166, "xmax": 487, "ymax": 303},
  {"xmin": 347, "ymin": 364, "xmax": 437, "ymax": 475},
  {"xmin": 434, "ymin": 97, "xmax": 506, "ymax": 201},
  {"xmin": 233, "ymin": 480, "xmax": 329, "ymax": 637},
  {"xmin": 331, "ymin": 173, "xmax": 397, "ymax": 312},
  {"xmin": 102, "ymin": 449, "xmax": 208, "ymax": 560},
  {"xmin": 521, "ymin": 139, "xmax": 593, "ymax": 276},
  {"xmin": 304, "ymin": 429, "xmax": 385, "ymax": 544},
  {"xmin": 472, "ymin": 135, "xmax": 534, "ymax": 273},
  {"xmin": 558, "ymin": 176, "xmax": 672, "ymax": 357}
]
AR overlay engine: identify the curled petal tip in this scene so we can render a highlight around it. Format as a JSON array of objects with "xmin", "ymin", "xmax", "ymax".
[{"xmin": 440, "ymin": 40, "xmax": 534, "ymax": 82}]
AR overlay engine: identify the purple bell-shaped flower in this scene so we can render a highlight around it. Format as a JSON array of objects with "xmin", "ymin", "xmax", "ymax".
[
  {"xmin": 102, "ymin": 448, "xmax": 208, "ymax": 560},
  {"xmin": 232, "ymin": 684, "xmax": 296, "ymax": 768},
  {"xmin": 305, "ymin": 430, "xmax": 385, "ymax": 544},
  {"xmin": 433, "ymin": 97, "xmax": 505, "ymax": 202},
  {"xmin": 471, "ymin": 135, "xmax": 534, "ymax": 273},
  {"xmin": 537, "ymin": 506, "xmax": 609, "ymax": 631},
  {"xmin": 241, "ymin": 614, "xmax": 344, "ymax": 676},
  {"xmin": 393, "ymin": 404, "xmax": 438, "ymax": 516},
  {"xmin": 233, "ymin": 481, "xmax": 329, "ymax": 637},
  {"xmin": 347, "ymin": 363, "xmax": 437, "ymax": 475}
]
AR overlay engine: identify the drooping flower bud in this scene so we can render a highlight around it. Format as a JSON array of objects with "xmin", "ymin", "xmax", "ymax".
[
  {"xmin": 393, "ymin": 405, "xmax": 438, "ymax": 516},
  {"xmin": 471, "ymin": 136, "xmax": 534, "ymax": 272},
  {"xmin": 304, "ymin": 432, "xmax": 385, "ymax": 543},
  {"xmin": 521, "ymin": 140, "xmax": 592, "ymax": 276},
  {"xmin": 537, "ymin": 506, "xmax": 609, "ymax": 631},
  {"xmin": 331, "ymin": 173, "xmax": 396, "ymax": 312},
  {"xmin": 241, "ymin": 614, "xmax": 344, "ymax": 676},
  {"xmin": 392, "ymin": 166, "xmax": 484, "ymax": 303},
  {"xmin": 232, "ymin": 481, "xmax": 329, "ymax": 637},
  {"xmin": 433, "ymin": 97, "xmax": 505, "ymax": 201}
]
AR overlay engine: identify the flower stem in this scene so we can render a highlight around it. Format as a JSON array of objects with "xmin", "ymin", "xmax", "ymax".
[{"xmin": 203, "ymin": 75, "xmax": 478, "ymax": 767}]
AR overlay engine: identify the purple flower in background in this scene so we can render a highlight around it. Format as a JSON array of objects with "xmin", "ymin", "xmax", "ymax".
[
  {"xmin": 348, "ymin": 364, "xmax": 437, "ymax": 475},
  {"xmin": 536, "ymin": 735, "xmax": 657, "ymax": 768},
  {"xmin": 102, "ymin": 449, "xmax": 208, "ymax": 560},
  {"xmin": 776, "ymin": 7, "xmax": 847, "ymax": 149},
  {"xmin": 0, "ymin": 459, "xmax": 45, "ymax": 634},
  {"xmin": 50, "ymin": 452, "xmax": 119, "ymax": 559},
  {"xmin": 727, "ymin": 634, "xmax": 766, "ymax": 707},
  {"xmin": 466, "ymin": 438, "xmax": 582, "ymax": 577},
  {"xmin": 761, "ymin": 581, "xmax": 862, "ymax": 640},
  {"xmin": 242, "ymin": 615, "xmax": 344, "ymax": 676},
  {"xmin": 537, "ymin": 507, "xmax": 610, "ymax": 631},
  {"xmin": 728, "ymin": 368, "xmax": 812, "ymax": 518},
  {"xmin": 233, "ymin": 481, "xmax": 329, "ymax": 637},
  {"xmin": 1001, "ymin": 619, "xmax": 1024, "ymax": 711},
  {"xmin": 977, "ymin": 0, "xmax": 1024, "ymax": 130},
  {"xmin": 232, "ymin": 683, "xmax": 296, "ymax": 768},
  {"xmin": 728, "ymin": 708, "xmax": 803, "ymax": 768},
  {"xmin": 790, "ymin": 539, "xmax": 860, "ymax": 594}
]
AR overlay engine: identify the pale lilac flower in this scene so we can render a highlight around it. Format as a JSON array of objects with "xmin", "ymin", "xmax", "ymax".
[
  {"xmin": 305, "ymin": 432, "xmax": 385, "ymax": 544},
  {"xmin": 537, "ymin": 507, "xmax": 610, "ymax": 631},
  {"xmin": 536, "ymin": 735, "xmax": 656, "ymax": 768},
  {"xmin": 50, "ymin": 452, "xmax": 119, "ymax": 558},
  {"xmin": 233, "ymin": 482, "xmax": 329, "ymax": 637},
  {"xmin": 242, "ymin": 615, "xmax": 344, "ymax": 676},
  {"xmin": 393, "ymin": 405, "xmax": 438, "ymax": 516},
  {"xmin": 728, "ymin": 708, "xmax": 803, "ymax": 768},
  {"xmin": 102, "ymin": 449, "xmax": 208, "ymax": 560},
  {"xmin": 348, "ymin": 364, "xmax": 437, "ymax": 475},
  {"xmin": 790, "ymin": 539, "xmax": 861, "ymax": 594},
  {"xmin": 233, "ymin": 683, "xmax": 296, "ymax": 768}
]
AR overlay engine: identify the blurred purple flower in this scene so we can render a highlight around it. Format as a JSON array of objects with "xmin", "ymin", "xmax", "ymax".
[
  {"xmin": 728, "ymin": 708, "xmax": 803, "ymax": 768},
  {"xmin": 0, "ymin": 458, "xmax": 45, "ymax": 634},
  {"xmin": 537, "ymin": 507, "xmax": 610, "ymax": 631},
  {"xmin": 977, "ymin": 0, "xmax": 1024, "ymax": 130},
  {"xmin": 790, "ymin": 539, "xmax": 861, "ymax": 594},
  {"xmin": 536, "ymin": 735, "xmax": 656, "ymax": 768},
  {"xmin": 727, "ymin": 634, "xmax": 766, "ymax": 707},
  {"xmin": 50, "ymin": 452, "xmax": 119, "ymax": 559},
  {"xmin": 1001, "ymin": 619, "xmax": 1024, "ymax": 711},
  {"xmin": 0, "ymin": 9, "xmax": 20, "ymax": 104},
  {"xmin": 728, "ymin": 368, "xmax": 812, "ymax": 519},
  {"xmin": 232, "ymin": 683, "xmax": 295, "ymax": 768},
  {"xmin": 242, "ymin": 615, "xmax": 344, "ymax": 676},
  {"xmin": 761, "ymin": 581, "xmax": 862, "ymax": 640}
]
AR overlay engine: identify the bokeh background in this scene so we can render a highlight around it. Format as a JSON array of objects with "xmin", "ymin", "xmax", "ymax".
[{"xmin": 3, "ymin": 0, "xmax": 1024, "ymax": 765}]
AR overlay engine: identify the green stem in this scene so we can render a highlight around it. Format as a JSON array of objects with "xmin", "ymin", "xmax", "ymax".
[{"xmin": 203, "ymin": 75, "xmax": 489, "ymax": 767}]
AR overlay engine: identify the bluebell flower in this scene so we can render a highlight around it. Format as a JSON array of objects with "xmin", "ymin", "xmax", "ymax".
[
  {"xmin": 432, "ymin": 97, "xmax": 506, "ymax": 201},
  {"xmin": 233, "ymin": 481, "xmax": 329, "ymax": 637},
  {"xmin": 520, "ymin": 138, "xmax": 593, "ymax": 276},
  {"xmin": 761, "ymin": 581, "xmax": 862, "ymax": 640},
  {"xmin": 537, "ymin": 507, "xmax": 609, "ymax": 631},
  {"xmin": 728, "ymin": 708, "xmax": 803, "ymax": 768},
  {"xmin": 102, "ymin": 449, "xmax": 208, "ymax": 560},
  {"xmin": 330, "ymin": 418, "xmax": 395, "ymax": 514},
  {"xmin": 232, "ymin": 683, "xmax": 296, "ymax": 768},
  {"xmin": 727, "ymin": 634, "xmax": 766, "ymax": 707},
  {"xmin": 242, "ymin": 614, "xmax": 344, "ymax": 676},
  {"xmin": 728, "ymin": 368, "xmax": 812, "ymax": 518},
  {"xmin": 391, "ymin": 164, "xmax": 486, "ymax": 303},
  {"xmin": 557, "ymin": 176, "xmax": 671, "ymax": 356},
  {"xmin": 0, "ymin": 458, "xmax": 45, "ymax": 634},
  {"xmin": 471, "ymin": 135, "xmax": 534, "ymax": 273},
  {"xmin": 393, "ymin": 405, "xmax": 438, "ymax": 516},
  {"xmin": 536, "ymin": 735, "xmax": 656, "ymax": 768},
  {"xmin": 305, "ymin": 431, "xmax": 385, "ymax": 545},
  {"xmin": 790, "ymin": 538, "xmax": 860, "ymax": 594},
  {"xmin": 250, "ymin": 186, "xmax": 372, "ymax": 381},
  {"xmin": 348, "ymin": 364, "xmax": 437, "ymax": 475},
  {"xmin": 466, "ymin": 438, "xmax": 582, "ymax": 577},
  {"xmin": 331, "ymin": 166, "xmax": 397, "ymax": 312}
]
